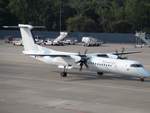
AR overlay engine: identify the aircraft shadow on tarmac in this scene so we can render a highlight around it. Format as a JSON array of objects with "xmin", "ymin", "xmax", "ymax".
[{"xmin": 53, "ymin": 71, "xmax": 150, "ymax": 82}]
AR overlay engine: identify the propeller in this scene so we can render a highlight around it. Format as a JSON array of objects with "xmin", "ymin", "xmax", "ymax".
[
  {"xmin": 76, "ymin": 49, "xmax": 89, "ymax": 71},
  {"xmin": 115, "ymin": 47, "xmax": 128, "ymax": 59}
]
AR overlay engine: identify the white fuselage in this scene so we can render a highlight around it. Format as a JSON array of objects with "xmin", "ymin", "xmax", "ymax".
[
  {"xmin": 33, "ymin": 55, "xmax": 149, "ymax": 78},
  {"xmin": 88, "ymin": 57, "xmax": 149, "ymax": 77}
]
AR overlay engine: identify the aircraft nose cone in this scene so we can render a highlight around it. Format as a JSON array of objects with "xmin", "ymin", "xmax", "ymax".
[
  {"xmin": 136, "ymin": 68, "xmax": 150, "ymax": 77},
  {"xmin": 142, "ymin": 69, "xmax": 150, "ymax": 77}
]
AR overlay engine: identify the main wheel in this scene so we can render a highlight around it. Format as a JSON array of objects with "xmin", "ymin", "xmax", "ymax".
[
  {"xmin": 96, "ymin": 72, "xmax": 104, "ymax": 78},
  {"xmin": 97, "ymin": 72, "xmax": 103, "ymax": 76},
  {"xmin": 140, "ymin": 77, "xmax": 144, "ymax": 82},
  {"xmin": 60, "ymin": 72, "xmax": 67, "ymax": 77}
]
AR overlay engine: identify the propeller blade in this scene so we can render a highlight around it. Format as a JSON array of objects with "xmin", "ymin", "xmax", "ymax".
[
  {"xmin": 120, "ymin": 47, "xmax": 125, "ymax": 56},
  {"xmin": 121, "ymin": 48, "xmax": 125, "ymax": 53},
  {"xmin": 84, "ymin": 49, "xmax": 88, "ymax": 55},
  {"xmin": 78, "ymin": 51, "xmax": 81, "ymax": 55},
  {"xmin": 84, "ymin": 62, "xmax": 89, "ymax": 68},
  {"xmin": 115, "ymin": 49, "xmax": 119, "ymax": 55},
  {"xmin": 120, "ymin": 48, "xmax": 127, "ymax": 59},
  {"xmin": 79, "ymin": 63, "xmax": 83, "ymax": 71},
  {"xmin": 115, "ymin": 48, "xmax": 128, "ymax": 59}
]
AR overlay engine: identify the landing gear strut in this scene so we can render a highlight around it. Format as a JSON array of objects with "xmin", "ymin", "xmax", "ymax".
[{"xmin": 60, "ymin": 66, "xmax": 67, "ymax": 77}]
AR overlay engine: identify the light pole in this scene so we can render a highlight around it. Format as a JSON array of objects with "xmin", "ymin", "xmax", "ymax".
[{"xmin": 59, "ymin": 0, "xmax": 62, "ymax": 32}]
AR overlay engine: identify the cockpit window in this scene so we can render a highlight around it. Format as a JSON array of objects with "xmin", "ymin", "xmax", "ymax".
[
  {"xmin": 97, "ymin": 54, "xmax": 109, "ymax": 58},
  {"xmin": 130, "ymin": 64, "xmax": 143, "ymax": 68}
]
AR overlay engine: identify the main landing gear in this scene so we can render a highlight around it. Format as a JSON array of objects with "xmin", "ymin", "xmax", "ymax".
[
  {"xmin": 96, "ymin": 72, "xmax": 104, "ymax": 78},
  {"xmin": 60, "ymin": 72, "xmax": 67, "ymax": 77},
  {"xmin": 140, "ymin": 77, "xmax": 144, "ymax": 82},
  {"xmin": 60, "ymin": 66, "xmax": 67, "ymax": 77},
  {"xmin": 97, "ymin": 72, "xmax": 104, "ymax": 75}
]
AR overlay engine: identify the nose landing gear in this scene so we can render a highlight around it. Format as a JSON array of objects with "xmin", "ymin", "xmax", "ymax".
[{"xmin": 60, "ymin": 66, "xmax": 67, "ymax": 77}]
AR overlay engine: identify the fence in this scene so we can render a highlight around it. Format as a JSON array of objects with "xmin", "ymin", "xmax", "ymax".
[{"xmin": 0, "ymin": 30, "xmax": 136, "ymax": 43}]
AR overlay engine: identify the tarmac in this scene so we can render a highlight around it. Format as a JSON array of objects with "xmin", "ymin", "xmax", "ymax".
[{"xmin": 0, "ymin": 41, "xmax": 150, "ymax": 113}]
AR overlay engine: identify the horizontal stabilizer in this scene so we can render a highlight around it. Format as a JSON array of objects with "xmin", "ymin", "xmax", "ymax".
[
  {"xmin": 113, "ymin": 51, "xmax": 141, "ymax": 55},
  {"xmin": 3, "ymin": 25, "xmax": 45, "ymax": 29}
]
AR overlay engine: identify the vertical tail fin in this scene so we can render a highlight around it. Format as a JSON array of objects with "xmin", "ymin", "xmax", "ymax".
[
  {"xmin": 18, "ymin": 24, "xmax": 56, "ymax": 54},
  {"xmin": 18, "ymin": 24, "xmax": 38, "ymax": 51}
]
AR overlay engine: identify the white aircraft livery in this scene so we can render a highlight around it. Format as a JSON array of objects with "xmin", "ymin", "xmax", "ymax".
[{"xmin": 18, "ymin": 24, "xmax": 150, "ymax": 81}]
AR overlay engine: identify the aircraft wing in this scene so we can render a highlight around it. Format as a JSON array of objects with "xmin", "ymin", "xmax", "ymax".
[
  {"xmin": 25, "ymin": 50, "xmax": 141, "ymax": 60},
  {"xmin": 24, "ymin": 53, "xmax": 81, "ymax": 63},
  {"xmin": 86, "ymin": 51, "xmax": 141, "ymax": 56},
  {"xmin": 26, "ymin": 54, "xmax": 71, "ymax": 57},
  {"xmin": 112, "ymin": 51, "xmax": 141, "ymax": 55}
]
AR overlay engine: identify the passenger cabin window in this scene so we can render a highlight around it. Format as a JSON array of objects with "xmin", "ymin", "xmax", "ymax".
[
  {"xmin": 97, "ymin": 54, "xmax": 109, "ymax": 58},
  {"xmin": 130, "ymin": 64, "xmax": 143, "ymax": 68}
]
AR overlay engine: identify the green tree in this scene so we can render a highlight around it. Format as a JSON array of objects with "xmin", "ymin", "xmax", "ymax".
[
  {"xmin": 0, "ymin": 0, "xmax": 17, "ymax": 26},
  {"xmin": 124, "ymin": 0, "xmax": 150, "ymax": 32},
  {"xmin": 8, "ymin": 0, "xmax": 50, "ymax": 25},
  {"xmin": 0, "ymin": 0, "xmax": 149, "ymax": 32},
  {"xmin": 67, "ymin": 15, "xmax": 97, "ymax": 32}
]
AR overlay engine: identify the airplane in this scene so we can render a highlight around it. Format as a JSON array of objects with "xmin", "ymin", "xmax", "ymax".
[{"xmin": 8, "ymin": 24, "xmax": 150, "ymax": 81}]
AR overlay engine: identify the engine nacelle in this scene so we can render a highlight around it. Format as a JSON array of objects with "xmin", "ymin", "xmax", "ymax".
[{"xmin": 107, "ymin": 54, "xmax": 118, "ymax": 59}]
